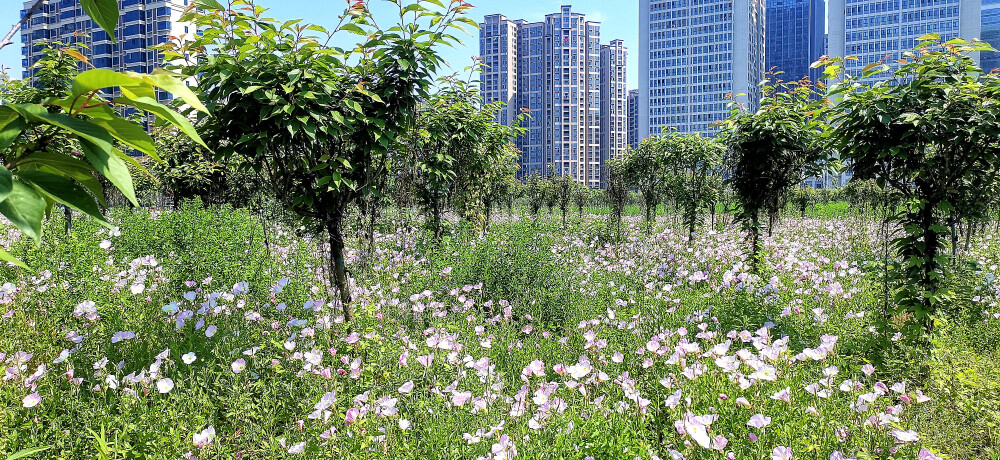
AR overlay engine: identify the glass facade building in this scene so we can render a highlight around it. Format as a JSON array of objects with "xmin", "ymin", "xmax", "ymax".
[
  {"xmin": 480, "ymin": 6, "xmax": 627, "ymax": 187},
  {"xmin": 984, "ymin": 0, "xmax": 1000, "ymax": 72},
  {"xmin": 828, "ymin": 0, "xmax": 982, "ymax": 82},
  {"xmin": 766, "ymin": 0, "xmax": 826, "ymax": 83},
  {"xmin": 20, "ymin": 0, "xmax": 192, "ymax": 104},
  {"xmin": 639, "ymin": 0, "xmax": 766, "ymax": 138},
  {"xmin": 627, "ymin": 89, "xmax": 639, "ymax": 149}
]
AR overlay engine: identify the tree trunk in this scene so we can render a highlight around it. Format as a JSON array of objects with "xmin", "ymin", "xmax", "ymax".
[
  {"xmin": 64, "ymin": 205, "xmax": 72, "ymax": 235},
  {"xmin": 327, "ymin": 211, "xmax": 353, "ymax": 323}
]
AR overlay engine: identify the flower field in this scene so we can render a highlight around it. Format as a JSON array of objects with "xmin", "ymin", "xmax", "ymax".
[{"xmin": 2, "ymin": 203, "xmax": 999, "ymax": 459}]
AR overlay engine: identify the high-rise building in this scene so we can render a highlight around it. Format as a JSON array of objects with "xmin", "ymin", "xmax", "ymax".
[
  {"xmin": 627, "ymin": 89, "xmax": 639, "ymax": 149},
  {"xmin": 480, "ymin": 6, "xmax": 627, "ymax": 188},
  {"xmin": 600, "ymin": 39, "xmax": 628, "ymax": 187},
  {"xmin": 828, "ymin": 0, "xmax": 982, "ymax": 81},
  {"xmin": 766, "ymin": 0, "xmax": 826, "ymax": 83},
  {"xmin": 20, "ymin": 0, "xmax": 191, "ymax": 103},
  {"xmin": 639, "ymin": 0, "xmax": 766, "ymax": 138},
  {"xmin": 984, "ymin": 0, "xmax": 1000, "ymax": 72}
]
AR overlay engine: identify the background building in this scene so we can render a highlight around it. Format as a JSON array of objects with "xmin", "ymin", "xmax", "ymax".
[
  {"xmin": 828, "ymin": 0, "xmax": 982, "ymax": 82},
  {"xmin": 20, "ymin": 0, "xmax": 190, "ymax": 103},
  {"xmin": 766, "ymin": 0, "xmax": 826, "ymax": 83},
  {"xmin": 984, "ymin": 0, "xmax": 1000, "ymax": 72},
  {"xmin": 627, "ymin": 88, "xmax": 639, "ymax": 149},
  {"xmin": 480, "ymin": 6, "xmax": 627, "ymax": 188},
  {"xmin": 639, "ymin": 0, "xmax": 766, "ymax": 138}
]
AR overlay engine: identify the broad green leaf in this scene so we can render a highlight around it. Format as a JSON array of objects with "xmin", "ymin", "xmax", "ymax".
[
  {"xmin": 195, "ymin": 0, "xmax": 224, "ymax": 9},
  {"xmin": 19, "ymin": 170, "xmax": 108, "ymax": 226},
  {"xmin": 69, "ymin": 69, "xmax": 144, "ymax": 100},
  {"xmin": 0, "ymin": 165, "xmax": 11, "ymax": 203},
  {"xmin": 116, "ymin": 91, "xmax": 207, "ymax": 148},
  {"xmin": 83, "ymin": 106, "xmax": 159, "ymax": 159},
  {"xmin": 9, "ymin": 104, "xmax": 116, "ymax": 150},
  {"xmin": 19, "ymin": 152, "xmax": 105, "ymax": 207},
  {"xmin": 0, "ymin": 247, "xmax": 27, "ymax": 270},
  {"xmin": 143, "ymin": 70, "xmax": 208, "ymax": 113},
  {"xmin": 80, "ymin": 0, "xmax": 120, "ymax": 41},
  {"xmin": 0, "ymin": 180, "xmax": 46, "ymax": 243},
  {"xmin": 0, "ymin": 106, "xmax": 25, "ymax": 152},
  {"xmin": 79, "ymin": 139, "xmax": 138, "ymax": 207}
]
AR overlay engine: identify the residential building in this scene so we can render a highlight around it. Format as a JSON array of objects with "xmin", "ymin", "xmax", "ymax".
[
  {"xmin": 480, "ymin": 6, "xmax": 627, "ymax": 188},
  {"xmin": 827, "ymin": 0, "xmax": 982, "ymax": 81},
  {"xmin": 984, "ymin": 0, "xmax": 1000, "ymax": 72},
  {"xmin": 600, "ymin": 39, "xmax": 628, "ymax": 187},
  {"xmin": 639, "ymin": 0, "xmax": 766, "ymax": 138},
  {"xmin": 627, "ymin": 89, "xmax": 639, "ymax": 149},
  {"xmin": 20, "ymin": 0, "xmax": 192, "ymax": 104},
  {"xmin": 766, "ymin": 0, "xmax": 826, "ymax": 83}
]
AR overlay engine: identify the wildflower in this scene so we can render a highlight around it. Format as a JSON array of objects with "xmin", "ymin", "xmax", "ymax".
[
  {"xmin": 771, "ymin": 387, "xmax": 791, "ymax": 403},
  {"xmin": 917, "ymin": 449, "xmax": 942, "ymax": 460},
  {"xmin": 22, "ymin": 392, "xmax": 41, "ymax": 408},
  {"xmin": 417, "ymin": 355, "xmax": 433, "ymax": 367},
  {"xmin": 344, "ymin": 407, "xmax": 360, "ymax": 425},
  {"xmin": 771, "ymin": 446, "xmax": 793, "ymax": 460},
  {"xmin": 747, "ymin": 414, "xmax": 771, "ymax": 429},
  {"xmin": 156, "ymin": 378, "xmax": 174, "ymax": 394},
  {"xmin": 182, "ymin": 353, "xmax": 197, "ymax": 365},
  {"xmin": 399, "ymin": 419, "xmax": 411, "ymax": 430},
  {"xmin": 398, "ymin": 381, "xmax": 414, "ymax": 394},
  {"xmin": 451, "ymin": 391, "xmax": 472, "ymax": 407},
  {"xmin": 683, "ymin": 414, "xmax": 712, "ymax": 449},
  {"xmin": 205, "ymin": 325, "xmax": 217, "ymax": 338},
  {"xmin": 193, "ymin": 426, "xmax": 215, "ymax": 448},
  {"xmin": 231, "ymin": 359, "xmax": 246, "ymax": 374},
  {"xmin": 890, "ymin": 429, "xmax": 919, "ymax": 443},
  {"xmin": 491, "ymin": 434, "xmax": 517, "ymax": 460}
]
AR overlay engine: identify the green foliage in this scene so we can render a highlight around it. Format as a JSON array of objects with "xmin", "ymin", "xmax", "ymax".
[
  {"xmin": 149, "ymin": 126, "xmax": 257, "ymax": 207},
  {"xmin": 0, "ymin": 44, "xmax": 205, "ymax": 267},
  {"xmin": 169, "ymin": 0, "xmax": 473, "ymax": 321},
  {"xmin": 824, "ymin": 36, "xmax": 1000, "ymax": 337},
  {"xmin": 720, "ymin": 76, "xmax": 829, "ymax": 269},
  {"xmin": 618, "ymin": 141, "xmax": 669, "ymax": 230},
  {"xmin": 661, "ymin": 132, "xmax": 724, "ymax": 240}
]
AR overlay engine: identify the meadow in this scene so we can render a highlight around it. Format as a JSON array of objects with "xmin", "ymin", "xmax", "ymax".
[{"xmin": 2, "ymin": 201, "xmax": 998, "ymax": 459}]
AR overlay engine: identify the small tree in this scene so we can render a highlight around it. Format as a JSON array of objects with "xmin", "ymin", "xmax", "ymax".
[
  {"xmin": 525, "ymin": 173, "xmax": 544, "ymax": 218},
  {"xmin": 619, "ymin": 141, "xmax": 669, "ymax": 232},
  {"xmin": 605, "ymin": 159, "xmax": 629, "ymax": 239},
  {"xmin": 550, "ymin": 170, "xmax": 574, "ymax": 227},
  {"xmin": 824, "ymin": 36, "xmax": 1000, "ymax": 335},
  {"xmin": 572, "ymin": 182, "xmax": 590, "ymax": 218},
  {"xmin": 720, "ymin": 77, "xmax": 828, "ymax": 269},
  {"xmin": 172, "ymin": 0, "xmax": 473, "ymax": 322},
  {"xmin": 663, "ymin": 132, "xmax": 724, "ymax": 241}
]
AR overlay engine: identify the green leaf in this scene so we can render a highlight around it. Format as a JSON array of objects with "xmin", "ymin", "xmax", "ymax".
[
  {"xmin": 0, "ymin": 106, "xmax": 25, "ymax": 152},
  {"xmin": 19, "ymin": 152, "xmax": 105, "ymax": 207},
  {"xmin": 70, "ymin": 69, "xmax": 144, "ymax": 100},
  {"xmin": 340, "ymin": 24, "xmax": 367, "ymax": 36},
  {"xmin": 18, "ymin": 170, "xmax": 109, "ymax": 226},
  {"xmin": 80, "ymin": 0, "xmax": 119, "ymax": 41},
  {"xmin": 116, "ymin": 91, "xmax": 207, "ymax": 149},
  {"xmin": 9, "ymin": 104, "xmax": 116, "ymax": 149},
  {"xmin": 79, "ymin": 139, "xmax": 137, "ymax": 207},
  {"xmin": 143, "ymin": 70, "xmax": 209, "ymax": 113},
  {"xmin": 0, "ymin": 246, "xmax": 27, "ymax": 270},
  {"xmin": 0, "ymin": 180, "xmax": 46, "ymax": 243},
  {"xmin": 0, "ymin": 165, "xmax": 11, "ymax": 204}
]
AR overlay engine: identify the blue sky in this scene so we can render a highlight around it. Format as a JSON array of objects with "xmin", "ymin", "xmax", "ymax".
[{"xmin": 0, "ymin": 0, "xmax": 641, "ymax": 88}]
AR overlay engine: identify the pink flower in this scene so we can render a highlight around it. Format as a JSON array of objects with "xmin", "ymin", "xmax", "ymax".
[
  {"xmin": 344, "ymin": 407, "xmax": 360, "ymax": 425},
  {"xmin": 22, "ymin": 392, "xmax": 41, "ymax": 408},
  {"xmin": 451, "ymin": 391, "xmax": 473, "ymax": 407},
  {"xmin": 490, "ymin": 434, "xmax": 517, "ymax": 460},
  {"xmin": 398, "ymin": 381, "xmax": 414, "ymax": 394},
  {"xmin": 747, "ymin": 414, "xmax": 771, "ymax": 429},
  {"xmin": 771, "ymin": 446, "xmax": 793, "ymax": 460},
  {"xmin": 771, "ymin": 387, "xmax": 791, "ymax": 403},
  {"xmin": 193, "ymin": 426, "xmax": 215, "ymax": 448},
  {"xmin": 917, "ymin": 449, "xmax": 942, "ymax": 460},
  {"xmin": 417, "ymin": 355, "xmax": 433, "ymax": 367},
  {"xmin": 890, "ymin": 429, "xmax": 919, "ymax": 443},
  {"xmin": 231, "ymin": 359, "xmax": 246, "ymax": 374}
]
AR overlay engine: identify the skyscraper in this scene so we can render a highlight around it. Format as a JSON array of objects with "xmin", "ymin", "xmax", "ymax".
[
  {"xmin": 984, "ymin": 0, "xmax": 1000, "ymax": 72},
  {"xmin": 828, "ymin": 0, "xmax": 982, "ymax": 81},
  {"xmin": 627, "ymin": 89, "xmax": 639, "ymax": 149},
  {"xmin": 480, "ymin": 6, "xmax": 627, "ymax": 188},
  {"xmin": 766, "ymin": 0, "xmax": 826, "ymax": 83},
  {"xmin": 20, "ymin": 0, "xmax": 191, "ymax": 103},
  {"xmin": 639, "ymin": 0, "xmax": 766, "ymax": 138},
  {"xmin": 600, "ymin": 39, "xmax": 628, "ymax": 187}
]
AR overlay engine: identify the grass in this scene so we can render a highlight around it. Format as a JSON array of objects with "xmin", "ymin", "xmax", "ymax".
[{"xmin": 1, "ymin": 201, "xmax": 998, "ymax": 459}]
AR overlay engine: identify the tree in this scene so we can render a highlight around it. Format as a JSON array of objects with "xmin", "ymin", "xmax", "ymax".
[
  {"xmin": 720, "ymin": 76, "xmax": 828, "ymax": 269},
  {"xmin": 605, "ymin": 159, "xmax": 629, "ymax": 239},
  {"xmin": 169, "ymin": 0, "xmax": 473, "ymax": 322},
  {"xmin": 619, "ymin": 141, "xmax": 669, "ymax": 231},
  {"xmin": 525, "ymin": 173, "xmax": 544, "ymax": 218},
  {"xmin": 0, "ymin": 42, "xmax": 206, "ymax": 266},
  {"xmin": 547, "ymin": 165, "xmax": 574, "ymax": 227},
  {"xmin": 824, "ymin": 36, "xmax": 1000, "ymax": 335},
  {"xmin": 572, "ymin": 182, "xmax": 590, "ymax": 218},
  {"xmin": 663, "ymin": 132, "xmax": 723, "ymax": 241}
]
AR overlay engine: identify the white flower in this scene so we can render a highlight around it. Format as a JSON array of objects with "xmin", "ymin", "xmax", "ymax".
[
  {"xmin": 22, "ymin": 392, "xmax": 41, "ymax": 408},
  {"xmin": 156, "ymin": 378, "xmax": 174, "ymax": 394},
  {"xmin": 193, "ymin": 426, "xmax": 215, "ymax": 448},
  {"xmin": 182, "ymin": 353, "xmax": 197, "ymax": 365},
  {"xmin": 231, "ymin": 359, "xmax": 246, "ymax": 374}
]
